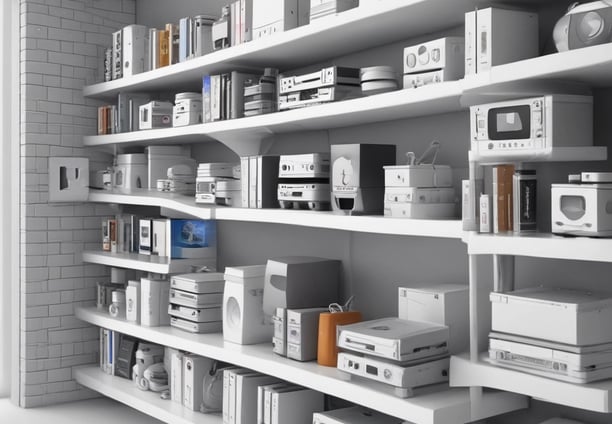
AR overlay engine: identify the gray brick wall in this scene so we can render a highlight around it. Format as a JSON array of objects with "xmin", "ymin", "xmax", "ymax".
[{"xmin": 20, "ymin": 0, "xmax": 135, "ymax": 407}]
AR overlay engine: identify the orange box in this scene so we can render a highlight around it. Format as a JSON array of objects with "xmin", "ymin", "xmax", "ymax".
[{"xmin": 317, "ymin": 311, "xmax": 362, "ymax": 367}]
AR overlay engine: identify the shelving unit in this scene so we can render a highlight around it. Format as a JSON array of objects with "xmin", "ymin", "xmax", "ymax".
[
  {"xmin": 89, "ymin": 190, "xmax": 463, "ymax": 239},
  {"xmin": 76, "ymin": 306, "xmax": 527, "ymax": 424},
  {"xmin": 451, "ymin": 354, "xmax": 612, "ymax": 413},
  {"xmin": 81, "ymin": 251, "xmax": 211, "ymax": 274},
  {"xmin": 74, "ymin": 366, "xmax": 221, "ymax": 424}
]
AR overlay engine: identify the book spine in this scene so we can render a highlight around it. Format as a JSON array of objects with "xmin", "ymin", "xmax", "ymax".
[{"xmin": 158, "ymin": 29, "xmax": 170, "ymax": 67}]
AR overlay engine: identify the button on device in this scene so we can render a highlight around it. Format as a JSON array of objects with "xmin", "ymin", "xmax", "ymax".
[
  {"xmin": 383, "ymin": 369, "xmax": 392, "ymax": 379},
  {"xmin": 406, "ymin": 53, "xmax": 417, "ymax": 68},
  {"xmin": 432, "ymin": 48, "xmax": 440, "ymax": 62},
  {"xmin": 418, "ymin": 45, "xmax": 429, "ymax": 65},
  {"xmin": 488, "ymin": 142, "xmax": 494, "ymax": 150}
]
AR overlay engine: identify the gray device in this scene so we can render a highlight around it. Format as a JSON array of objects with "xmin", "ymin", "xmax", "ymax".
[{"xmin": 262, "ymin": 257, "xmax": 340, "ymax": 315}]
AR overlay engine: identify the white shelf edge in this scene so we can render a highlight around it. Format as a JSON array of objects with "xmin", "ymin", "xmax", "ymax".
[
  {"xmin": 74, "ymin": 366, "xmax": 221, "ymax": 424},
  {"xmin": 465, "ymin": 232, "xmax": 612, "ymax": 263},
  {"xmin": 76, "ymin": 307, "xmax": 526, "ymax": 424},
  {"xmin": 81, "ymin": 250, "xmax": 212, "ymax": 273},
  {"xmin": 450, "ymin": 353, "xmax": 612, "ymax": 413},
  {"xmin": 88, "ymin": 190, "xmax": 463, "ymax": 239}
]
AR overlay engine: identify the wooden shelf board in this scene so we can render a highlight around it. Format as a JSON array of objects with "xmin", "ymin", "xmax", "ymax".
[
  {"xmin": 76, "ymin": 307, "xmax": 527, "ymax": 424},
  {"xmin": 451, "ymin": 354, "xmax": 612, "ymax": 413},
  {"xmin": 74, "ymin": 366, "xmax": 221, "ymax": 424},
  {"xmin": 465, "ymin": 232, "xmax": 612, "ymax": 262},
  {"xmin": 89, "ymin": 190, "xmax": 463, "ymax": 239}
]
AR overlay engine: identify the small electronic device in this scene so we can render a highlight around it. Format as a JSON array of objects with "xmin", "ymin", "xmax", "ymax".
[
  {"xmin": 223, "ymin": 264, "xmax": 272, "ymax": 345},
  {"xmin": 286, "ymin": 307, "xmax": 327, "ymax": 362},
  {"xmin": 173, "ymin": 92, "xmax": 203, "ymax": 127},
  {"xmin": 192, "ymin": 15, "xmax": 215, "ymax": 57},
  {"xmin": 115, "ymin": 336, "xmax": 138, "ymax": 380},
  {"xmin": 170, "ymin": 316, "xmax": 223, "ymax": 333},
  {"xmin": 168, "ymin": 304, "xmax": 222, "ymax": 323},
  {"xmin": 113, "ymin": 153, "xmax": 147, "ymax": 190},
  {"xmin": 140, "ymin": 278, "xmax": 170, "ymax": 327},
  {"xmin": 490, "ymin": 287, "xmax": 612, "ymax": 346},
  {"xmin": 398, "ymin": 284, "xmax": 469, "ymax": 355},
  {"xmin": 553, "ymin": 1, "xmax": 612, "ymax": 52},
  {"xmin": 139, "ymin": 101, "xmax": 173, "ymax": 130},
  {"xmin": 470, "ymin": 95, "xmax": 593, "ymax": 159},
  {"xmin": 252, "ymin": 0, "xmax": 308, "ymax": 39},
  {"xmin": 122, "ymin": 24, "xmax": 149, "ymax": 77},
  {"xmin": 360, "ymin": 66, "xmax": 398, "ymax": 96},
  {"xmin": 489, "ymin": 332, "xmax": 612, "ymax": 383},
  {"xmin": 277, "ymin": 183, "xmax": 330, "ymax": 210},
  {"xmin": 513, "ymin": 169, "xmax": 537, "ymax": 233},
  {"xmin": 126, "ymin": 280, "xmax": 141, "ymax": 323},
  {"xmin": 313, "ymin": 406, "xmax": 404, "ymax": 424},
  {"xmin": 262, "ymin": 256, "xmax": 341, "ymax": 315},
  {"xmin": 108, "ymin": 289, "xmax": 126, "ymax": 318},
  {"xmin": 169, "ymin": 288, "xmax": 223, "ymax": 309},
  {"xmin": 403, "ymin": 37, "xmax": 464, "ymax": 89},
  {"xmin": 331, "ymin": 144, "xmax": 396, "ymax": 215},
  {"xmin": 244, "ymin": 68, "xmax": 278, "ymax": 117},
  {"xmin": 278, "ymin": 153, "xmax": 330, "ymax": 178},
  {"xmin": 552, "ymin": 172, "xmax": 612, "ymax": 236},
  {"xmin": 464, "ymin": 7, "xmax": 538, "ymax": 75},
  {"xmin": 337, "ymin": 352, "xmax": 450, "ymax": 397},
  {"xmin": 310, "ymin": 0, "xmax": 359, "ymax": 21},
  {"xmin": 183, "ymin": 355, "xmax": 214, "ymax": 411},
  {"xmin": 170, "ymin": 272, "xmax": 225, "ymax": 293},
  {"xmin": 337, "ymin": 317, "xmax": 449, "ymax": 362},
  {"xmin": 273, "ymin": 307, "xmax": 287, "ymax": 356}
]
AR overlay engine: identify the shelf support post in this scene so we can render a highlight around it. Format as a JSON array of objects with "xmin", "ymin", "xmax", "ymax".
[{"xmin": 493, "ymin": 254, "xmax": 515, "ymax": 293}]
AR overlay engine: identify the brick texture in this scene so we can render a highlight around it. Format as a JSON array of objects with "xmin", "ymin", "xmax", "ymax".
[{"xmin": 20, "ymin": 0, "xmax": 135, "ymax": 407}]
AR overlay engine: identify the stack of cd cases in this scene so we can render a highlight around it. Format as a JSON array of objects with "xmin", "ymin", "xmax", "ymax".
[
  {"xmin": 244, "ymin": 68, "xmax": 278, "ymax": 117},
  {"xmin": 168, "ymin": 272, "xmax": 225, "ymax": 333}
]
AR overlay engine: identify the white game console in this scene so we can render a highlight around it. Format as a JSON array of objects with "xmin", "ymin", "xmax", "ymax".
[
  {"xmin": 403, "ymin": 37, "xmax": 464, "ymax": 89},
  {"xmin": 140, "ymin": 278, "xmax": 170, "ymax": 327},
  {"xmin": 170, "ymin": 272, "xmax": 226, "ymax": 293},
  {"xmin": 173, "ymin": 92, "xmax": 203, "ymax": 127},
  {"xmin": 490, "ymin": 287, "xmax": 612, "ymax": 346},
  {"xmin": 337, "ymin": 352, "xmax": 449, "ymax": 397},
  {"xmin": 168, "ymin": 304, "xmax": 222, "ymax": 323},
  {"xmin": 122, "ymin": 24, "xmax": 149, "ymax": 77},
  {"xmin": 337, "ymin": 318, "xmax": 449, "ymax": 362},
  {"xmin": 169, "ymin": 288, "xmax": 223, "ymax": 309},
  {"xmin": 139, "ymin": 100, "xmax": 173, "ymax": 130},
  {"xmin": 552, "ymin": 182, "xmax": 612, "ymax": 236}
]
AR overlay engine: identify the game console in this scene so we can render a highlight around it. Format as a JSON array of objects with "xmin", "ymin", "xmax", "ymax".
[
  {"xmin": 139, "ymin": 101, "xmax": 173, "ymax": 130},
  {"xmin": 168, "ymin": 304, "xmax": 222, "ymax": 323},
  {"xmin": 122, "ymin": 24, "xmax": 148, "ymax": 77},
  {"xmin": 470, "ymin": 95, "xmax": 593, "ymax": 159},
  {"xmin": 277, "ymin": 183, "xmax": 330, "ymax": 210},
  {"xmin": 337, "ymin": 352, "xmax": 450, "ymax": 397},
  {"xmin": 337, "ymin": 317, "xmax": 449, "ymax": 362},
  {"xmin": 173, "ymin": 92, "xmax": 203, "ymax": 127},
  {"xmin": 331, "ymin": 144, "xmax": 396, "ymax": 215},
  {"xmin": 170, "ymin": 316, "xmax": 223, "ymax": 333},
  {"xmin": 223, "ymin": 264, "xmax": 273, "ymax": 345},
  {"xmin": 112, "ymin": 29, "xmax": 122, "ymax": 80},
  {"xmin": 170, "ymin": 288, "xmax": 223, "ymax": 308},
  {"xmin": 113, "ymin": 153, "xmax": 148, "ymax": 190},
  {"xmin": 399, "ymin": 284, "xmax": 469, "ymax": 355},
  {"xmin": 170, "ymin": 272, "xmax": 225, "ymax": 293},
  {"xmin": 403, "ymin": 37, "xmax": 464, "ymax": 89},
  {"xmin": 262, "ymin": 256, "xmax": 340, "ymax": 315},
  {"xmin": 552, "ymin": 175, "xmax": 612, "ymax": 236},
  {"xmin": 313, "ymin": 406, "xmax": 404, "ymax": 424},
  {"xmin": 465, "ymin": 7, "xmax": 538, "ymax": 75},
  {"xmin": 183, "ymin": 355, "xmax": 213, "ymax": 411},
  {"xmin": 278, "ymin": 153, "xmax": 330, "ymax": 178},
  {"xmin": 553, "ymin": 1, "xmax": 612, "ymax": 52},
  {"xmin": 310, "ymin": 0, "xmax": 359, "ymax": 21},
  {"xmin": 490, "ymin": 287, "xmax": 612, "ymax": 346},
  {"xmin": 192, "ymin": 15, "xmax": 216, "ymax": 57},
  {"xmin": 489, "ymin": 332, "xmax": 612, "ymax": 383},
  {"xmin": 286, "ymin": 307, "xmax": 327, "ymax": 362}
]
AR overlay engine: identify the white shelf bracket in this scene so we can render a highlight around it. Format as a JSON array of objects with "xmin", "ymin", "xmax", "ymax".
[{"xmin": 212, "ymin": 129, "xmax": 275, "ymax": 157}]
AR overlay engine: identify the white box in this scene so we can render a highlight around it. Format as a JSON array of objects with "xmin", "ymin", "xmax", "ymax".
[
  {"xmin": 384, "ymin": 165, "xmax": 453, "ymax": 188},
  {"xmin": 122, "ymin": 24, "xmax": 149, "ymax": 77},
  {"xmin": 139, "ymin": 100, "xmax": 173, "ymax": 130},
  {"xmin": 113, "ymin": 153, "xmax": 148, "ymax": 190},
  {"xmin": 228, "ymin": 369, "xmax": 257, "ymax": 424},
  {"xmin": 252, "ymin": 0, "xmax": 299, "ymax": 39},
  {"xmin": 271, "ymin": 387, "xmax": 324, "ymax": 424},
  {"xmin": 126, "ymin": 280, "xmax": 141, "ymax": 323},
  {"xmin": 183, "ymin": 354, "xmax": 214, "ymax": 411},
  {"xmin": 257, "ymin": 383, "xmax": 288, "ymax": 424},
  {"xmin": 140, "ymin": 278, "xmax": 170, "ymax": 327},
  {"xmin": 383, "ymin": 202, "xmax": 456, "ymax": 219},
  {"xmin": 465, "ymin": 7, "xmax": 538, "ymax": 75},
  {"xmin": 491, "ymin": 287, "xmax": 612, "ymax": 346},
  {"xmin": 152, "ymin": 218, "xmax": 167, "ymax": 257},
  {"xmin": 286, "ymin": 307, "xmax": 327, "ymax": 361},
  {"xmin": 170, "ymin": 350, "xmax": 183, "ymax": 403},
  {"xmin": 138, "ymin": 218, "xmax": 152, "ymax": 255},
  {"xmin": 313, "ymin": 406, "xmax": 404, "ymax": 424},
  {"xmin": 235, "ymin": 374, "xmax": 279, "ymax": 424},
  {"xmin": 398, "ymin": 284, "xmax": 468, "ymax": 355}
]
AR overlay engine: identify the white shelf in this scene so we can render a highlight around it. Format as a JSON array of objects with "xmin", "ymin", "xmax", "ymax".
[
  {"xmin": 468, "ymin": 146, "xmax": 608, "ymax": 165},
  {"xmin": 82, "ymin": 0, "xmax": 502, "ymax": 100},
  {"xmin": 81, "ymin": 250, "xmax": 211, "ymax": 274},
  {"xmin": 74, "ymin": 366, "xmax": 220, "ymax": 424},
  {"xmin": 76, "ymin": 307, "xmax": 527, "ymax": 424},
  {"xmin": 465, "ymin": 232, "xmax": 612, "ymax": 263},
  {"xmin": 83, "ymin": 82, "xmax": 465, "ymax": 153},
  {"xmin": 89, "ymin": 189, "xmax": 463, "ymax": 239},
  {"xmin": 451, "ymin": 354, "xmax": 612, "ymax": 413}
]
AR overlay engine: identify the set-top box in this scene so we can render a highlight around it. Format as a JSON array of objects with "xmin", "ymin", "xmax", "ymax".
[
  {"xmin": 280, "ymin": 66, "xmax": 360, "ymax": 94},
  {"xmin": 403, "ymin": 37, "xmax": 464, "ymax": 88},
  {"xmin": 471, "ymin": 94, "xmax": 593, "ymax": 158}
]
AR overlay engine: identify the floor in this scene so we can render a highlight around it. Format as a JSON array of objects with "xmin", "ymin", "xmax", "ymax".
[{"xmin": 0, "ymin": 397, "xmax": 163, "ymax": 424}]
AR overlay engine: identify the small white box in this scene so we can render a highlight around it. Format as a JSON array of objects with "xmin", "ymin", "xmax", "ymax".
[
  {"xmin": 235, "ymin": 373, "xmax": 279, "ymax": 424},
  {"xmin": 183, "ymin": 354, "xmax": 214, "ymax": 411},
  {"xmin": 552, "ymin": 184, "xmax": 612, "ymax": 237},
  {"xmin": 271, "ymin": 387, "xmax": 324, "ymax": 424},
  {"xmin": 152, "ymin": 218, "xmax": 167, "ymax": 257},
  {"xmin": 398, "ymin": 284, "xmax": 469, "ymax": 355},
  {"xmin": 139, "ymin": 100, "xmax": 173, "ymax": 130},
  {"xmin": 170, "ymin": 350, "xmax": 183, "ymax": 404},
  {"xmin": 491, "ymin": 287, "xmax": 612, "ymax": 346},
  {"xmin": 113, "ymin": 153, "xmax": 148, "ymax": 190},
  {"xmin": 384, "ymin": 201, "xmax": 456, "ymax": 219},
  {"xmin": 252, "ymin": 0, "xmax": 306, "ymax": 39},
  {"xmin": 126, "ymin": 280, "xmax": 141, "ymax": 323},
  {"xmin": 140, "ymin": 278, "xmax": 170, "ymax": 327},
  {"xmin": 286, "ymin": 307, "xmax": 327, "ymax": 361},
  {"xmin": 384, "ymin": 165, "xmax": 453, "ymax": 188}
]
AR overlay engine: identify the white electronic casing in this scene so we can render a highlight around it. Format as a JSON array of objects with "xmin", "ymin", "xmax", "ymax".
[
  {"xmin": 183, "ymin": 355, "xmax": 214, "ymax": 411},
  {"xmin": 170, "ymin": 350, "xmax": 183, "ymax": 403},
  {"xmin": 490, "ymin": 287, "xmax": 612, "ymax": 345},
  {"xmin": 465, "ymin": 7, "xmax": 538, "ymax": 75},
  {"xmin": 113, "ymin": 153, "xmax": 148, "ymax": 190},
  {"xmin": 271, "ymin": 388, "xmax": 324, "ymax": 424},
  {"xmin": 139, "ymin": 101, "xmax": 173, "ymax": 130},
  {"xmin": 286, "ymin": 307, "xmax": 327, "ymax": 362},
  {"xmin": 140, "ymin": 278, "xmax": 170, "ymax": 327},
  {"xmin": 122, "ymin": 24, "xmax": 149, "ymax": 77},
  {"xmin": 126, "ymin": 280, "xmax": 141, "ymax": 323},
  {"xmin": 384, "ymin": 165, "xmax": 452, "ymax": 188},
  {"xmin": 313, "ymin": 406, "xmax": 404, "ymax": 424},
  {"xmin": 252, "ymin": 0, "xmax": 307, "ymax": 39},
  {"xmin": 384, "ymin": 202, "xmax": 456, "ymax": 219},
  {"xmin": 398, "ymin": 284, "xmax": 468, "ymax": 355},
  {"xmin": 552, "ymin": 184, "xmax": 612, "ymax": 236},
  {"xmin": 403, "ymin": 37, "xmax": 464, "ymax": 79}
]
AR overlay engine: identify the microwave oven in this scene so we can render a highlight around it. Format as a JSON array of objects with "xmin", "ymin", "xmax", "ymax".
[{"xmin": 470, "ymin": 94, "xmax": 593, "ymax": 159}]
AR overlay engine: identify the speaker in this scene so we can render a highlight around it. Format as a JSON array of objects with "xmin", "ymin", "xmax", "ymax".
[
  {"xmin": 262, "ymin": 257, "xmax": 341, "ymax": 316},
  {"xmin": 222, "ymin": 264, "xmax": 272, "ymax": 345}
]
